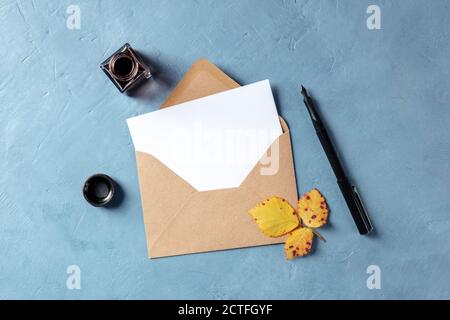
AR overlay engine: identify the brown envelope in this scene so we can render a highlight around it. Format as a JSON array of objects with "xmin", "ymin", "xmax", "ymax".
[{"xmin": 135, "ymin": 59, "xmax": 298, "ymax": 258}]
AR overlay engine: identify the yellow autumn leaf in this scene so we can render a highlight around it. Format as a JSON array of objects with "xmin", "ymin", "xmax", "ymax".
[
  {"xmin": 284, "ymin": 227, "xmax": 314, "ymax": 260},
  {"xmin": 249, "ymin": 196, "xmax": 299, "ymax": 237},
  {"xmin": 298, "ymin": 188, "xmax": 329, "ymax": 228}
]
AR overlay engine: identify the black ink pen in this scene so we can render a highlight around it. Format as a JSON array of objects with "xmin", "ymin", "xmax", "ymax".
[{"xmin": 300, "ymin": 86, "xmax": 373, "ymax": 235}]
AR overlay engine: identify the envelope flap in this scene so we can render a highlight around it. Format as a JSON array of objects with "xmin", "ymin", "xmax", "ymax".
[{"xmin": 161, "ymin": 59, "xmax": 240, "ymax": 108}]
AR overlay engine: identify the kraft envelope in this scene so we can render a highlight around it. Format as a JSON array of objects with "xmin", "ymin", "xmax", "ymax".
[{"xmin": 132, "ymin": 60, "xmax": 298, "ymax": 258}]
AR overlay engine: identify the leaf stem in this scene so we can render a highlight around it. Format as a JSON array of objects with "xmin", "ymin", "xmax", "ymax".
[{"xmin": 312, "ymin": 229, "xmax": 327, "ymax": 242}]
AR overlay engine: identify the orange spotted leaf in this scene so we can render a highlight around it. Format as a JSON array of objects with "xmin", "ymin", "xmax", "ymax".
[
  {"xmin": 284, "ymin": 227, "xmax": 314, "ymax": 260},
  {"xmin": 298, "ymin": 188, "xmax": 329, "ymax": 228}
]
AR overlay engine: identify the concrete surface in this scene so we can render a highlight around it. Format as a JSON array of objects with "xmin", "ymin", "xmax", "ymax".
[{"xmin": 0, "ymin": 0, "xmax": 449, "ymax": 299}]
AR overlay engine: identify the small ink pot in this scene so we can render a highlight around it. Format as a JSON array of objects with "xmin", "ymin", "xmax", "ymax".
[
  {"xmin": 83, "ymin": 174, "xmax": 115, "ymax": 207},
  {"xmin": 100, "ymin": 43, "xmax": 152, "ymax": 93}
]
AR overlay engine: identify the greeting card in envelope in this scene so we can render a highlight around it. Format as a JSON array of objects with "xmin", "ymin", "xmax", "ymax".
[{"xmin": 127, "ymin": 60, "xmax": 297, "ymax": 258}]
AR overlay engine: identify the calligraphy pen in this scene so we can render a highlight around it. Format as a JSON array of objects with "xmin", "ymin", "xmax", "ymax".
[{"xmin": 300, "ymin": 85, "xmax": 373, "ymax": 235}]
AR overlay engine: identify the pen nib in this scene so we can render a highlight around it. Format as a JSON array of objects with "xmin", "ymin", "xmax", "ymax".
[{"xmin": 300, "ymin": 85, "xmax": 308, "ymax": 98}]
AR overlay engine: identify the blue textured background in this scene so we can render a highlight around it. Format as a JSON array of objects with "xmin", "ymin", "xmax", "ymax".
[{"xmin": 1, "ymin": 0, "xmax": 449, "ymax": 299}]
